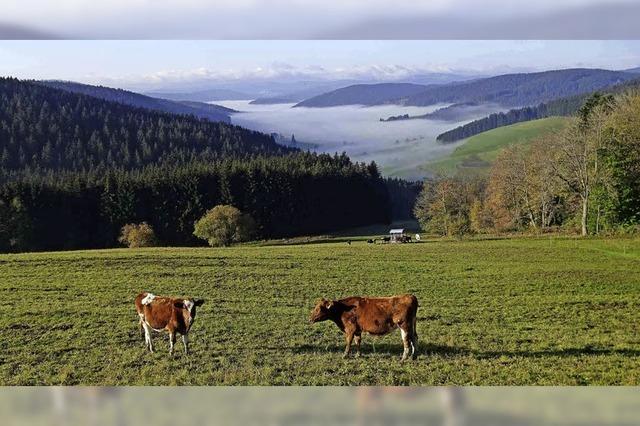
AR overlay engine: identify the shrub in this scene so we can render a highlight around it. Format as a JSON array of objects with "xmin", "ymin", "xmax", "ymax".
[
  {"xmin": 193, "ymin": 205, "xmax": 255, "ymax": 247},
  {"xmin": 118, "ymin": 222, "xmax": 158, "ymax": 248}
]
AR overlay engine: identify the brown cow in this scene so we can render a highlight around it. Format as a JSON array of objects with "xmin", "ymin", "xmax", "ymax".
[
  {"xmin": 309, "ymin": 294, "xmax": 419, "ymax": 361},
  {"xmin": 134, "ymin": 292, "xmax": 204, "ymax": 355}
]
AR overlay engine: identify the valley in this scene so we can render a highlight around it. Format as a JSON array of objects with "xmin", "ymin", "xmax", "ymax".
[{"xmin": 219, "ymin": 100, "xmax": 502, "ymax": 179}]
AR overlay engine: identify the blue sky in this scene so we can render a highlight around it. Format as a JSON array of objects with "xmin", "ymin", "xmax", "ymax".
[{"xmin": 1, "ymin": 41, "xmax": 639, "ymax": 90}]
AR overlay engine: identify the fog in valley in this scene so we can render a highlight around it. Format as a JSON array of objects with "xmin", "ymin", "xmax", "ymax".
[{"xmin": 217, "ymin": 100, "xmax": 502, "ymax": 179}]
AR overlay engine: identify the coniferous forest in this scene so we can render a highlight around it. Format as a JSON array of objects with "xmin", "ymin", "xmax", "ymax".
[{"xmin": 0, "ymin": 78, "xmax": 394, "ymax": 252}]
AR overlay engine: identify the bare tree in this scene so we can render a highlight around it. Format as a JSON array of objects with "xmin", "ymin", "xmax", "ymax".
[{"xmin": 550, "ymin": 110, "xmax": 610, "ymax": 236}]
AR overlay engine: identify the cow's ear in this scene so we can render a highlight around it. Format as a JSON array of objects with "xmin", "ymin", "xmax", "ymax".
[
  {"xmin": 194, "ymin": 299, "xmax": 205, "ymax": 307},
  {"xmin": 325, "ymin": 300, "xmax": 334, "ymax": 309}
]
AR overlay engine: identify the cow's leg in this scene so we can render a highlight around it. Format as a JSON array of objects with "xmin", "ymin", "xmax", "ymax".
[
  {"xmin": 410, "ymin": 331, "xmax": 418, "ymax": 360},
  {"xmin": 142, "ymin": 321, "xmax": 154, "ymax": 352},
  {"xmin": 410, "ymin": 316, "xmax": 418, "ymax": 360},
  {"xmin": 354, "ymin": 334, "xmax": 362, "ymax": 358},
  {"xmin": 343, "ymin": 331, "xmax": 355, "ymax": 358},
  {"xmin": 138, "ymin": 313, "xmax": 145, "ymax": 340},
  {"xmin": 400, "ymin": 327, "xmax": 411, "ymax": 362},
  {"xmin": 168, "ymin": 331, "xmax": 176, "ymax": 356},
  {"xmin": 182, "ymin": 334, "xmax": 189, "ymax": 355}
]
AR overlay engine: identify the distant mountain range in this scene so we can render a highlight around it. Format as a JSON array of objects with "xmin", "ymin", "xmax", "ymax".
[
  {"xmin": 144, "ymin": 88, "xmax": 252, "ymax": 102},
  {"xmin": 295, "ymin": 68, "xmax": 638, "ymax": 109},
  {"xmin": 41, "ymin": 81, "xmax": 235, "ymax": 123},
  {"xmin": 250, "ymin": 74, "xmax": 481, "ymax": 105},
  {"xmin": 250, "ymin": 81, "xmax": 358, "ymax": 105}
]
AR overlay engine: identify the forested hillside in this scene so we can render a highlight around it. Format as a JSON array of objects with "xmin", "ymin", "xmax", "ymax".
[
  {"xmin": 437, "ymin": 76, "xmax": 640, "ymax": 142},
  {"xmin": 402, "ymin": 68, "xmax": 634, "ymax": 107},
  {"xmin": 40, "ymin": 81, "xmax": 234, "ymax": 123},
  {"xmin": 0, "ymin": 78, "xmax": 393, "ymax": 252},
  {"xmin": 0, "ymin": 77, "xmax": 289, "ymax": 176},
  {"xmin": 416, "ymin": 92, "xmax": 640, "ymax": 237}
]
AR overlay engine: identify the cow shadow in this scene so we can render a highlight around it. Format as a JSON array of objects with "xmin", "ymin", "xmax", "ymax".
[
  {"xmin": 292, "ymin": 342, "xmax": 462, "ymax": 356},
  {"xmin": 292, "ymin": 342, "xmax": 640, "ymax": 359},
  {"xmin": 474, "ymin": 346, "xmax": 640, "ymax": 359}
]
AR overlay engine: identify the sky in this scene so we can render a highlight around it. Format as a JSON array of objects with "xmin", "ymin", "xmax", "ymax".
[
  {"xmin": 1, "ymin": 40, "xmax": 640, "ymax": 91},
  {"xmin": 1, "ymin": 0, "xmax": 639, "ymax": 38}
]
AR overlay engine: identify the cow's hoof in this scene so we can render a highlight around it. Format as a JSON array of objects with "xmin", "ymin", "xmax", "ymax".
[{"xmin": 342, "ymin": 353, "xmax": 349, "ymax": 359}]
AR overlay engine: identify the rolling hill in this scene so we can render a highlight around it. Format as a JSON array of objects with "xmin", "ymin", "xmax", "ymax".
[
  {"xmin": 437, "ymin": 75, "xmax": 640, "ymax": 142},
  {"xmin": 424, "ymin": 117, "xmax": 570, "ymax": 175},
  {"xmin": 40, "ymin": 81, "xmax": 234, "ymax": 123},
  {"xmin": 402, "ymin": 68, "xmax": 635, "ymax": 107},
  {"xmin": 294, "ymin": 83, "xmax": 428, "ymax": 107},
  {"xmin": 296, "ymin": 68, "xmax": 637, "ymax": 109}
]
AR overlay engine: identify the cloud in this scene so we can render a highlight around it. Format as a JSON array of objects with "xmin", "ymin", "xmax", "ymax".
[{"xmin": 1, "ymin": 0, "xmax": 637, "ymax": 38}]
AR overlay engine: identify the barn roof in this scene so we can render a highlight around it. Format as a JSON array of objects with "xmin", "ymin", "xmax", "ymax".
[{"xmin": 389, "ymin": 229, "xmax": 404, "ymax": 234}]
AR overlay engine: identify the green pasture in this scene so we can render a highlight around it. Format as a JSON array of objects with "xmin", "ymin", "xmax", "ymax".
[{"xmin": 1, "ymin": 235, "xmax": 638, "ymax": 385}]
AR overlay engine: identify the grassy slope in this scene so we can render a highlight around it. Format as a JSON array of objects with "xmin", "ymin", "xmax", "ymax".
[
  {"xmin": 425, "ymin": 117, "xmax": 570, "ymax": 175},
  {"xmin": 1, "ymin": 236, "xmax": 639, "ymax": 385}
]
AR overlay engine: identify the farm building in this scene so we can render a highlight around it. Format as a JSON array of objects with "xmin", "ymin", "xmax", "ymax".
[{"xmin": 389, "ymin": 229, "xmax": 405, "ymax": 243}]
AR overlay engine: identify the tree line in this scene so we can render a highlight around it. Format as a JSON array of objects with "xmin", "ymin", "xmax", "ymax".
[
  {"xmin": 416, "ymin": 92, "xmax": 640, "ymax": 236},
  {"xmin": 0, "ymin": 152, "xmax": 392, "ymax": 252}
]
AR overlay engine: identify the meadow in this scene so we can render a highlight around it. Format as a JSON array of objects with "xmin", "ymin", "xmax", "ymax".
[
  {"xmin": 425, "ymin": 117, "xmax": 570, "ymax": 175},
  {"xmin": 1, "ymin": 236, "xmax": 639, "ymax": 385}
]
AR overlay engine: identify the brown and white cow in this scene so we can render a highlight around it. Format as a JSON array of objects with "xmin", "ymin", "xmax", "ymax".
[
  {"xmin": 134, "ymin": 292, "xmax": 204, "ymax": 355},
  {"xmin": 309, "ymin": 294, "xmax": 419, "ymax": 361}
]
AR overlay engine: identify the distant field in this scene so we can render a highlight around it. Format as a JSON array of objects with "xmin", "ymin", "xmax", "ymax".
[
  {"xmin": 1, "ymin": 236, "xmax": 639, "ymax": 385},
  {"xmin": 425, "ymin": 117, "xmax": 570, "ymax": 175}
]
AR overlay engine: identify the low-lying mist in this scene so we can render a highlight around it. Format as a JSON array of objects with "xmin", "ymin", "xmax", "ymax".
[{"xmin": 217, "ymin": 100, "xmax": 501, "ymax": 179}]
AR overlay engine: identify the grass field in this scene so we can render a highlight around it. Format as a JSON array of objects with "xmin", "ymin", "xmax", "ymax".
[
  {"xmin": 1, "ymin": 236, "xmax": 639, "ymax": 385},
  {"xmin": 425, "ymin": 117, "xmax": 570, "ymax": 175}
]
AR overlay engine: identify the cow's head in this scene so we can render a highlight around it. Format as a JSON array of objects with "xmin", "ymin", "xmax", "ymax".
[
  {"xmin": 309, "ymin": 298, "xmax": 334, "ymax": 323},
  {"xmin": 177, "ymin": 298, "xmax": 205, "ymax": 329}
]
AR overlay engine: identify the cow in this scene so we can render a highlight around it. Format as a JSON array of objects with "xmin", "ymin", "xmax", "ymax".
[
  {"xmin": 309, "ymin": 294, "xmax": 419, "ymax": 361},
  {"xmin": 134, "ymin": 292, "xmax": 204, "ymax": 355}
]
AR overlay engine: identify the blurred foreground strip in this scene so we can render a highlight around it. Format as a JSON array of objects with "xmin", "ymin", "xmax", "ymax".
[
  {"xmin": 1, "ymin": 1, "xmax": 640, "ymax": 39},
  {"xmin": 1, "ymin": 387, "xmax": 638, "ymax": 426}
]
